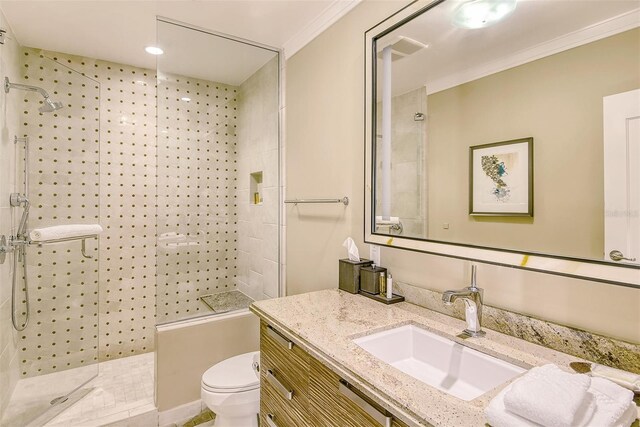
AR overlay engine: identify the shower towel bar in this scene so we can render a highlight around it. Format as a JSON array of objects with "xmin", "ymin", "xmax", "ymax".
[
  {"xmin": 284, "ymin": 197, "xmax": 349, "ymax": 206},
  {"xmin": 30, "ymin": 234, "xmax": 99, "ymax": 245},
  {"xmin": 30, "ymin": 234, "xmax": 99, "ymax": 259}
]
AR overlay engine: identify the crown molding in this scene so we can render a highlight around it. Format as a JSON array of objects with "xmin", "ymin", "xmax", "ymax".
[{"xmin": 283, "ymin": 0, "xmax": 362, "ymax": 59}]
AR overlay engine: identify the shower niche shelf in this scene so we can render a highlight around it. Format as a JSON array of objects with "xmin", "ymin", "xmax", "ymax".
[{"xmin": 250, "ymin": 171, "xmax": 263, "ymax": 205}]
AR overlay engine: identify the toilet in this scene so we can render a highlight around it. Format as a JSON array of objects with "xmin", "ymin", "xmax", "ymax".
[{"xmin": 201, "ymin": 351, "xmax": 261, "ymax": 427}]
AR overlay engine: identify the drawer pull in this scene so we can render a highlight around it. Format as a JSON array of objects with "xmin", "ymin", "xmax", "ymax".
[
  {"xmin": 339, "ymin": 380, "xmax": 392, "ymax": 427},
  {"xmin": 266, "ymin": 369, "xmax": 293, "ymax": 400},
  {"xmin": 267, "ymin": 325, "xmax": 293, "ymax": 350},
  {"xmin": 266, "ymin": 413, "xmax": 278, "ymax": 427}
]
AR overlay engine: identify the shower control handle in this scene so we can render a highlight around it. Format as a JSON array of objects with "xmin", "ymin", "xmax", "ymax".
[{"xmin": 9, "ymin": 192, "xmax": 27, "ymax": 207}]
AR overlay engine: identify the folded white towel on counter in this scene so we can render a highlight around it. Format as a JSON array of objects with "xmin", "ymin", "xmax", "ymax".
[
  {"xmin": 591, "ymin": 364, "xmax": 640, "ymax": 393},
  {"xmin": 600, "ymin": 401, "xmax": 639, "ymax": 427},
  {"xmin": 503, "ymin": 364, "xmax": 591, "ymax": 427},
  {"xmin": 486, "ymin": 382, "xmax": 597, "ymax": 427},
  {"xmin": 30, "ymin": 224, "xmax": 103, "ymax": 242},
  {"xmin": 486, "ymin": 364, "xmax": 638, "ymax": 427},
  {"xmin": 584, "ymin": 377, "xmax": 636, "ymax": 427},
  {"xmin": 485, "ymin": 385, "xmax": 540, "ymax": 427}
]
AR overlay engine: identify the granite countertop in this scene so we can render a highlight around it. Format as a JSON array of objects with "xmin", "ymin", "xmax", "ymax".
[{"xmin": 250, "ymin": 289, "xmax": 639, "ymax": 427}]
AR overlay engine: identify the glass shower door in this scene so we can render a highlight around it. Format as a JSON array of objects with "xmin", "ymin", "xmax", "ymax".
[
  {"xmin": 1, "ymin": 51, "xmax": 100, "ymax": 427},
  {"xmin": 156, "ymin": 19, "xmax": 281, "ymax": 325}
]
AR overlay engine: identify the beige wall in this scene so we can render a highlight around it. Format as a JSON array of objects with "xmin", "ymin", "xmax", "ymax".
[
  {"xmin": 155, "ymin": 311, "xmax": 260, "ymax": 411},
  {"xmin": 285, "ymin": 0, "xmax": 640, "ymax": 344},
  {"xmin": 427, "ymin": 29, "xmax": 640, "ymax": 259}
]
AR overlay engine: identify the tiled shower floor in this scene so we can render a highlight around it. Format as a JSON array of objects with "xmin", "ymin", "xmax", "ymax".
[{"xmin": 2, "ymin": 352, "xmax": 155, "ymax": 427}]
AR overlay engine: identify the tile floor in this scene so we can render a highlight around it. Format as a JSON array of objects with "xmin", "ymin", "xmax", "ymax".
[{"xmin": 2, "ymin": 352, "xmax": 155, "ymax": 427}]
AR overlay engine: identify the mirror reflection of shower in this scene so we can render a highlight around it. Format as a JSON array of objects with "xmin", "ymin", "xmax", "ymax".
[{"xmin": 4, "ymin": 76, "xmax": 64, "ymax": 112}]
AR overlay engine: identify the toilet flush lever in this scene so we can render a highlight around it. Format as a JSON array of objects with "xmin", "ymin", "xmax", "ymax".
[{"xmin": 609, "ymin": 250, "xmax": 636, "ymax": 262}]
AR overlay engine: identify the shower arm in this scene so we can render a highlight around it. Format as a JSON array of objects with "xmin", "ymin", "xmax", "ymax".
[{"xmin": 4, "ymin": 77, "xmax": 52, "ymax": 99}]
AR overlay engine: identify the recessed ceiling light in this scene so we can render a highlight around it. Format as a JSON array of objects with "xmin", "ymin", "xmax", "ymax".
[
  {"xmin": 453, "ymin": 0, "xmax": 517, "ymax": 29},
  {"xmin": 145, "ymin": 46, "xmax": 164, "ymax": 55},
  {"xmin": 180, "ymin": 97, "xmax": 191, "ymax": 102}
]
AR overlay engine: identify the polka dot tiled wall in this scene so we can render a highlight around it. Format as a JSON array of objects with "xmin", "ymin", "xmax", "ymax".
[{"xmin": 156, "ymin": 73, "xmax": 239, "ymax": 324}]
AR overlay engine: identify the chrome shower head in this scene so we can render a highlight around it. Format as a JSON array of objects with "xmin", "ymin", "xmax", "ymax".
[
  {"xmin": 4, "ymin": 77, "xmax": 63, "ymax": 113},
  {"xmin": 39, "ymin": 97, "xmax": 64, "ymax": 113}
]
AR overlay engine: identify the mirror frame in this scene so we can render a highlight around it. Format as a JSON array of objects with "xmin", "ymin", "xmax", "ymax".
[{"xmin": 364, "ymin": 0, "xmax": 640, "ymax": 288}]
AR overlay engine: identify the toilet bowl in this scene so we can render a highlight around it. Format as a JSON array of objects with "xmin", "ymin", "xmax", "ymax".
[{"xmin": 201, "ymin": 351, "xmax": 260, "ymax": 427}]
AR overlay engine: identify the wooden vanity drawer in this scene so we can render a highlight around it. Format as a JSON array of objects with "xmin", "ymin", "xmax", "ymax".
[
  {"xmin": 309, "ymin": 358, "xmax": 409, "ymax": 427},
  {"xmin": 260, "ymin": 321, "xmax": 309, "ymax": 389},
  {"xmin": 261, "ymin": 368, "xmax": 310, "ymax": 427}
]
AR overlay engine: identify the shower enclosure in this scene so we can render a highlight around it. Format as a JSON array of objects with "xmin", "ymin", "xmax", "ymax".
[
  {"xmin": 0, "ymin": 14, "xmax": 281, "ymax": 427},
  {"xmin": 156, "ymin": 18, "xmax": 281, "ymax": 325}
]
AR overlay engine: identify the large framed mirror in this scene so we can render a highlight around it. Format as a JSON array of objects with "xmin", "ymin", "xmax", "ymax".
[{"xmin": 364, "ymin": 0, "xmax": 640, "ymax": 287}]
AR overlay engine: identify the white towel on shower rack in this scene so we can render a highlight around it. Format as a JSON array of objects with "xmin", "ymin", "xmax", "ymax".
[{"xmin": 30, "ymin": 224, "xmax": 103, "ymax": 242}]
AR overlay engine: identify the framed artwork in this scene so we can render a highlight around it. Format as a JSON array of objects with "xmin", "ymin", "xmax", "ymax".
[{"xmin": 469, "ymin": 137, "xmax": 533, "ymax": 216}]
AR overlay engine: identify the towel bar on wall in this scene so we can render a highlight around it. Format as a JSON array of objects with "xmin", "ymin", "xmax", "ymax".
[
  {"xmin": 31, "ymin": 234, "xmax": 99, "ymax": 259},
  {"xmin": 0, "ymin": 234, "xmax": 99, "ymax": 263},
  {"xmin": 284, "ymin": 197, "xmax": 349, "ymax": 206},
  {"xmin": 30, "ymin": 234, "xmax": 99, "ymax": 246}
]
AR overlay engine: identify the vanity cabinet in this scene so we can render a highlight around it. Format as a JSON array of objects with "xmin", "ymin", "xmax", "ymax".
[
  {"xmin": 260, "ymin": 321, "xmax": 409, "ymax": 427},
  {"xmin": 260, "ymin": 321, "xmax": 310, "ymax": 426}
]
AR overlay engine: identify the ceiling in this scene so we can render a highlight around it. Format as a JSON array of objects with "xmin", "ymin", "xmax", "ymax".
[
  {"xmin": 0, "ymin": 0, "xmax": 354, "ymax": 85},
  {"xmin": 156, "ymin": 19, "xmax": 277, "ymax": 86},
  {"xmin": 376, "ymin": 0, "xmax": 640, "ymax": 96}
]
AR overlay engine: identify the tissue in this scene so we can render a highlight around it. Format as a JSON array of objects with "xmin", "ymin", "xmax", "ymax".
[{"xmin": 342, "ymin": 237, "xmax": 360, "ymax": 262}]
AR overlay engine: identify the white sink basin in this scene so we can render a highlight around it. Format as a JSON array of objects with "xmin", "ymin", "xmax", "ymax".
[{"xmin": 353, "ymin": 324, "xmax": 526, "ymax": 401}]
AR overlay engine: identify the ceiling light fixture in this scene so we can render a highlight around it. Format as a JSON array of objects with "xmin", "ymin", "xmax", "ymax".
[
  {"xmin": 145, "ymin": 46, "xmax": 164, "ymax": 55},
  {"xmin": 453, "ymin": 0, "xmax": 517, "ymax": 29},
  {"xmin": 180, "ymin": 97, "xmax": 191, "ymax": 102}
]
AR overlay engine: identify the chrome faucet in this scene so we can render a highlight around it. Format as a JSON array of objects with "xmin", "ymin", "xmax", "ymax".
[{"xmin": 442, "ymin": 265, "xmax": 485, "ymax": 337}]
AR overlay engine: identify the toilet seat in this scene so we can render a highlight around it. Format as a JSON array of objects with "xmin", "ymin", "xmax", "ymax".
[{"xmin": 202, "ymin": 351, "xmax": 260, "ymax": 393}]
